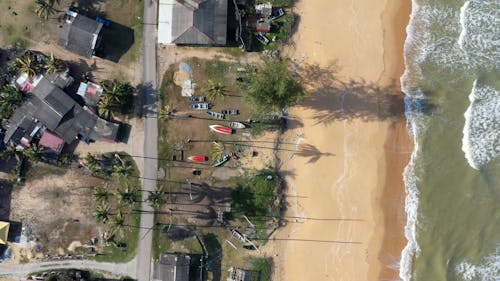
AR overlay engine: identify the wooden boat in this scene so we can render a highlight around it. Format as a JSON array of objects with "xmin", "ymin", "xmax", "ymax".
[
  {"xmin": 207, "ymin": 111, "xmax": 225, "ymax": 119},
  {"xmin": 209, "ymin": 125, "xmax": 233, "ymax": 135},
  {"xmin": 229, "ymin": 121, "xmax": 245, "ymax": 129},
  {"xmin": 211, "ymin": 155, "xmax": 230, "ymax": 167},
  {"xmin": 187, "ymin": 155, "xmax": 207, "ymax": 162}
]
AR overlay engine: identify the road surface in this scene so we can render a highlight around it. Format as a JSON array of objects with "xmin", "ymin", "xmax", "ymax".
[
  {"xmin": 0, "ymin": 259, "xmax": 136, "ymax": 278},
  {"xmin": 135, "ymin": 0, "xmax": 159, "ymax": 280}
]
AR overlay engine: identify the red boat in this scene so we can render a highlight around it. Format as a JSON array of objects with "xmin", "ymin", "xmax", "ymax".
[
  {"xmin": 187, "ymin": 155, "xmax": 207, "ymax": 162},
  {"xmin": 209, "ymin": 125, "xmax": 233, "ymax": 135}
]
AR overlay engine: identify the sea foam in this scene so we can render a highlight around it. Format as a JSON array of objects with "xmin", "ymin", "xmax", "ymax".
[
  {"xmin": 462, "ymin": 81, "xmax": 500, "ymax": 169},
  {"xmin": 456, "ymin": 247, "xmax": 500, "ymax": 281}
]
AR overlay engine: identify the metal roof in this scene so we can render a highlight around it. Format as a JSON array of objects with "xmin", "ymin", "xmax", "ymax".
[
  {"xmin": 59, "ymin": 13, "xmax": 103, "ymax": 58},
  {"xmin": 158, "ymin": 0, "xmax": 227, "ymax": 45},
  {"xmin": 153, "ymin": 253, "xmax": 191, "ymax": 281}
]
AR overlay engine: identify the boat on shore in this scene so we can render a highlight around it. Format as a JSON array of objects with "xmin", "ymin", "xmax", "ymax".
[
  {"xmin": 229, "ymin": 121, "xmax": 245, "ymax": 129},
  {"xmin": 187, "ymin": 155, "xmax": 207, "ymax": 162},
  {"xmin": 209, "ymin": 125, "xmax": 233, "ymax": 135},
  {"xmin": 211, "ymin": 155, "xmax": 230, "ymax": 167},
  {"xmin": 207, "ymin": 111, "xmax": 225, "ymax": 119}
]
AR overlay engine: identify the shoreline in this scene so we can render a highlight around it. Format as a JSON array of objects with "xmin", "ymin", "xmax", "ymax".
[{"xmin": 268, "ymin": 0, "xmax": 413, "ymax": 280}]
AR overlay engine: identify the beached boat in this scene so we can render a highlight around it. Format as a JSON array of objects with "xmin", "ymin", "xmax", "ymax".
[
  {"xmin": 187, "ymin": 155, "xmax": 207, "ymax": 162},
  {"xmin": 209, "ymin": 125, "xmax": 233, "ymax": 135},
  {"xmin": 207, "ymin": 111, "xmax": 225, "ymax": 119},
  {"xmin": 211, "ymin": 155, "xmax": 230, "ymax": 167},
  {"xmin": 229, "ymin": 121, "xmax": 245, "ymax": 129}
]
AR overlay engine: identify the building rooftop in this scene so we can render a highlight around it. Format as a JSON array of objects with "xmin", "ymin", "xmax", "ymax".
[
  {"xmin": 39, "ymin": 131, "xmax": 65, "ymax": 155},
  {"xmin": 153, "ymin": 253, "xmax": 191, "ymax": 281},
  {"xmin": 59, "ymin": 11, "xmax": 103, "ymax": 58},
  {"xmin": 158, "ymin": 0, "xmax": 228, "ymax": 45}
]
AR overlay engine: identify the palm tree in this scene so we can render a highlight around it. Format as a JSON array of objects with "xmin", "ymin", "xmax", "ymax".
[
  {"xmin": 93, "ymin": 183, "xmax": 111, "ymax": 204},
  {"xmin": 110, "ymin": 209, "xmax": 126, "ymax": 237},
  {"xmin": 112, "ymin": 154, "xmax": 134, "ymax": 177},
  {"xmin": 117, "ymin": 182, "xmax": 138, "ymax": 209},
  {"xmin": 0, "ymin": 144, "xmax": 17, "ymax": 161},
  {"xmin": 94, "ymin": 203, "xmax": 111, "ymax": 224},
  {"xmin": 44, "ymin": 53, "xmax": 66, "ymax": 74},
  {"xmin": 84, "ymin": 153, "xmax": 100, "ymax": 173},
  {"xmin": 210, "ymin": 141, "xmax": 225, "ymax": 161},
  {"xmin": 97, "ymin": 95, "xmax": 113, "ymax": 120},
  {"xmin": 23, "ymin": 145, "xmax": 43, "ymax": 163},
  {"xmin": 35, "ymin": 0, "xmax": 60, "ymax": 20},
  {"xmin": 15, "ymin": 52, "xmax": 40, "ymax": 78},
  {"xmin": 204, "ymin": 79, "xmax": 226, "ymax": 101},
  {"xmin": 0, "ymin": 86, "xmax": 24, "ymax": 120},
  {"xmin": 147, "ymin": 186, "xmax": 166, "ymax": 211}
]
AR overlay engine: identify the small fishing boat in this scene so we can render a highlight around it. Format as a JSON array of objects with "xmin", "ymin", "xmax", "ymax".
[
  {"xmin": 229, "ymin": 121, "xmax": 245, "ymax": 129},
  {"xmin": 207, "ymin": 111, "xmax": 225, "ymax": 119},
  {"xmin": 209, "ymin": 125, "xmax": 233, "ymax": 135},
  {"xmin": 187, "ymin": 155, "xmax": 207, "ymax": 162},
  {"xmin": 211, "ymin": 155, "xmax": 230, "ymax": 167}
]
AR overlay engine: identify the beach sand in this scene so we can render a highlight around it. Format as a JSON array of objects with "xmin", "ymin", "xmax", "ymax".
[{"xmin": 266, "ymin": 0, "xmax": 412, "ymax": 280}]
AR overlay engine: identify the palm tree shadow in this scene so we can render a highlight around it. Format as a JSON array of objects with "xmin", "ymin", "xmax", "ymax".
[
  {"xmin": 294, "ymin": 143, "xmax": 334, "ymax": 163},
  {"xmin": 298, "ymin": 62, "xmax": 424, "ymax": 124}
]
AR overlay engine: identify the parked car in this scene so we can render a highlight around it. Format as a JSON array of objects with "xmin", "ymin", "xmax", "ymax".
[
  {"xmin": 268, "ymin": 8, "xmax": 285, "ymax": 21},
  {"xmin": 191, "ymin": 103, "xmax": 210, "ymax": 110},
  {"xmin": 189, "ymin": 96, "xmax": 206, "ymax": 103},
  {"xmin": 255, "ymin": 33, "xmax": 270, "ymax": 45},
  {"xmin": 221, "ymin": 109, "xmax": 240, "ymax": 115}
]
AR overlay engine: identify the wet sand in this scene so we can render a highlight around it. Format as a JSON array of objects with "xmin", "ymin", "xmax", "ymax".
[{"xmin": 267, "ymin": 0, "xmax": 412, "ymax": 280}]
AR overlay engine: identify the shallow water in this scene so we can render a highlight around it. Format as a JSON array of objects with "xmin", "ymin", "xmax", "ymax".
[{"xmin": 400, "ymin": 0, "xmax": 500, "ymax": 280}]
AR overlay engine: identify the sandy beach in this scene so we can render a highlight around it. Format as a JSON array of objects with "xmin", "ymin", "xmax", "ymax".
[{"xmin": 266, "ymin": 0, "xmax": 412, "ymax": 280}]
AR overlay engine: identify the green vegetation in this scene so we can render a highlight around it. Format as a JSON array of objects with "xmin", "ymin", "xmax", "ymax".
[
  {"xmin": 44, "ymin": 52, "xmax": 66, "ymax": 74},
  {"xmin": 98, "ymin": 79, "xmax": 135, "ymax": 119},
  {"xmin": 205, "ymin": 60, "xmax": 230, "ymax": 81},
  {"xmin": 204, "ymin": 79, "xmax": 227, "ymax": 101},
  {"xmin": 35, "ymin": 0, "xmax": 59, "ymax": 20},
  {"xmin": 14, "ymin": 51, "xmax": 40, "ymax": 78},
  {"xmin": 0, "ymin": 85, "xmax": 24, "ymax": 121},
  {"xmin": 243, "ymin": 58, "xmax": 304, "ymax": 118},
  {"xmin": 232, "ymin": 173, "xmax": 281, "ymax": 219},
  {"xmin": 248, "ymin": 257, "xmax": 273, "ymax": 281},
  {"xmin": 267, "ymin": 0, "xmax": 293, "ymax": 7},
  {"xmin": 83, "ymin": 152, "xmax": 141, "ymax": 262}
]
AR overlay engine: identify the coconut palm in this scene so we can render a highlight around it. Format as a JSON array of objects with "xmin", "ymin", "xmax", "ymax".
[
  {"xmin": 147, "ymin": 186, "xmax": 166, "ymax": 211},
  {"xmin": 93, "ymin": 183, "xmax": 111, "ymax": 204},
  {"xmin": 0, "ymin": 86, "xmax": 24, "ymax": 120},
  {"xmin": 94, "ymin": 203, "xmax": 111, "ymax": 224},
  {"xmin": 204, "ymin": 79, "xmax": 227, "ymax": 101},
  {"xmin": 15, "ymin": 52, "xmax": 40, "ymax": 78},
  {"xmin": 0, "ymin": 144, "xmax": 17, "ymax": 161},
  {"xmin": 117, "ymin": 182, "xmax": 138, "ymax": 208},
  {"xmin": 23, "ymin": 145, "xmax": 43, "ymax": 163},
  {"xmin": 110, "ymin": 209, "xmax": 126, "ymax": 237},
  {"xmin": 111, "ymin": 154, "xmax": 134, "ymax": 177},
  {"xmin": 44, "ymin": 53, "xmax": 66, "ymax": 74},
  {"xmin": 97, "ymin": 95, "xmax": 113, "ymax": 120},
  {"xmin": 84, "ymin": 153, "xmax": 100, "ymax": 173},
  {"xmin": 210, "ymin": 141, "xmax": 225, "ymax": 161},
  {"xmin": 35, "ymin": 0, "xmax": 60, "ymax": 20}
]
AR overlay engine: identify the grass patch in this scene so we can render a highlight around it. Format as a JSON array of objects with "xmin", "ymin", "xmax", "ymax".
[
  {"xmin": 205, "ymin": 60, "xmax": 230, "ymax": 81},
  {"xmin": 92, "ymin": 152, "xmax": 142, "ymax": 263},
  {"xmin": 223, "ymin": 47, "xmax": 246, "ymax": 58},
  {"xmin": 248, "ymin": 257, "xmax": 273, "ymax": 281}
]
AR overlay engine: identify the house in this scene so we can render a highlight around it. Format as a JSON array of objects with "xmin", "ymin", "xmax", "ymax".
[
  {"xmin": 153, "ymin": 253, "xmax": 191, "ymax": 281},
  {"xmin": 227, "ymin": 267, "xmax": 251, "ymax": 281},
  {"xmin": 4, "ymin": 74, "xmax": 119, "ymax": 150},
  {"xmin": 76, "ymin": 81, "xmax": 103, "ymax": 108},
  {"xmin": 59, "ymin": 11, "xmax": 103, "ymax": 58},
  {"xmin": 38, "ymin": 131, "xmax": 65, "ymax": 156},
  {"xmin": 158, "ymin": 0, "xmax": 228, "ymax": 45}
]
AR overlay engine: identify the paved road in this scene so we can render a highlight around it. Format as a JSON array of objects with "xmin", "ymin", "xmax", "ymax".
[
  {"xmin": 0, "ymin": 259, "xmax": 136, "ymax": 278},
  {"xmin": 136, "ymin": 0, "xmax": 159, "ymax": 280}
]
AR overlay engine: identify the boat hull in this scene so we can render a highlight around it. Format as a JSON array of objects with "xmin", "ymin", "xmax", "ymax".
[{"xmin": 209, "ymin": 125, "xmax": 233, "ymax": 135}]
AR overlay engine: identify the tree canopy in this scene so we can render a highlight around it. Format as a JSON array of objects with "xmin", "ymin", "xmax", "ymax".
[{"xmin": 244, "ymin": 58, "xmax": 303, "ymax": 118}]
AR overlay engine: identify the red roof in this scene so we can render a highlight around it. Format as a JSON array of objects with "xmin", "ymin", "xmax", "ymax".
[{"xmin": 39, "ymin": 131, "xmax": 64, "ymax": 154}]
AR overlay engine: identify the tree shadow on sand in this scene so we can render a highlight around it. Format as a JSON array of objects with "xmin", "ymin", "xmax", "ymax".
[
  {"xmin": 299, "ymin": 62, "xmax": 408, "ymax": 124},
  {"xmin": 294, "ymin": 143, "xmax": 335, "ymax": 163}
]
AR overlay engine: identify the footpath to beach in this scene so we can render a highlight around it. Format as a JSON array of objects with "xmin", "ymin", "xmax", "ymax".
[{"xmin": 264, "ymin": 0, "xmax": 413, "ymax": 280}]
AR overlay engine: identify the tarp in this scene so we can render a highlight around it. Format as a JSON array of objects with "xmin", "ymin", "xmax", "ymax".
[{"xmin": 0, "ymin": 221, "xmax": 9, "ymax": 244}]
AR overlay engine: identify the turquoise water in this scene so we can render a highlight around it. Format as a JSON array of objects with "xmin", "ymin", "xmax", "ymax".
[{"xmin": 401, "ymin": 0, "xmax": 500, "ymax": 280}]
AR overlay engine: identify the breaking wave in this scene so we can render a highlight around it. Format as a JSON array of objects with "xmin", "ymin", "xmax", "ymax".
[{"xmin": 456, "ymin": 247, "xmax": 500, "ymax": 281}]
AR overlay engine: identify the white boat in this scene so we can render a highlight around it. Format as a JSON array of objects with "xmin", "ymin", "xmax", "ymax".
[
  {"xmin": 211, "ymin": 155, "xmax": 230, "ymax": 167},
  {"xmin": 229, "ymin": 122, "xmax": 245, "ymax": 129}
]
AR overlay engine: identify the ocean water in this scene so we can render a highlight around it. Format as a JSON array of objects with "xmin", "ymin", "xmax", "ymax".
[{"xmin": 400, "ymin": 0, "xmax": 500, "ymax": 280}]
